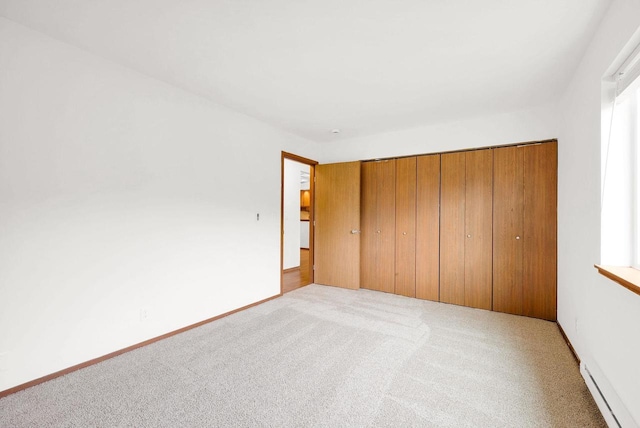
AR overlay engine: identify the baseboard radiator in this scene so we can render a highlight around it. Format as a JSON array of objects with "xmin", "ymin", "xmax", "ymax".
[{"xmin": 581, "ymin": 362, "xmax": 638, "ymax": 428}]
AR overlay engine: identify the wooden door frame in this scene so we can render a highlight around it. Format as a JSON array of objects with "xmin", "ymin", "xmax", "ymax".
[{"xmin": 281, "ymin": 152, "xmax": 318, "ymax": 294}]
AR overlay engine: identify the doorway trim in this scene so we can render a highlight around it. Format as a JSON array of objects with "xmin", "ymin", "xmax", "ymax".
[{"xmin": 281, "ymin": 151, "xmax": 318, "ymax": 294}]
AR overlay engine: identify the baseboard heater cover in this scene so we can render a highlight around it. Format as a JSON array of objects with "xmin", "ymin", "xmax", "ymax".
[{"xmin": 580, "ymin": 361, "xmax": 637, "ymax": 428}]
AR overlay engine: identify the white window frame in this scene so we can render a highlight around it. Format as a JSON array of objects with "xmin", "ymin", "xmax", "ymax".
[{"xmin": 601, "ymin": 47, "xmax": 640, "ymax": 269}]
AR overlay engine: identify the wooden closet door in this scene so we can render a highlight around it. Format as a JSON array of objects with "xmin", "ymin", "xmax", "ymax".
[
  {"xmin": 395, "ymin": 157, "xmax": 417, "ymax": 297},
  {"xmin": 523, "ymin": 142, "xmax": 557, "ymax": 321},
  {"xmin": 377, "ymin": 160, "xmax": 396, "ymax": 293},
  {"xmin": 361, "ymin": 160, "xmax": 396, "ymax": 293},
  {"xmin": 464, "ymin": 149, "xmax": 493, "ymax": 310},
  {"xmin": 416, "ymin": 154, "xmax": 440, "ymax": 301},
  {"xmin": 440, "ymin": 152, "xmax": 466, "ymax": 306},
  {"xmin": 493, "ymin": 146, "xmax": 524, "ymax": 315},
  {"xmin": 315, "ymin": 161, "xmax": 362, "ymax": 289},
  {"xmin": 361, "ymin": 161, "xmax": 378, "ymax": 291}
]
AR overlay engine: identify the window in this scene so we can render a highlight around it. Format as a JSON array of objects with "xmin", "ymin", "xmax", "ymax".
[
  {"xmin": 598, "ymin": 41, "xmax": 640, "ymax": 295},
  {"xmin": 602, "ymin": 75, "xmax": 640, "ymax": 265}
]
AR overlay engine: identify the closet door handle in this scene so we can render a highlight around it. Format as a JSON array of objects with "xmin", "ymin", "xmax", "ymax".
[
  {"xmin": 515, "ymin": 236, "xmax": 521, "ymax": 240},
  {"xmin": 350, "ymin": 230, "xmax": 361, "ymax": 234}
]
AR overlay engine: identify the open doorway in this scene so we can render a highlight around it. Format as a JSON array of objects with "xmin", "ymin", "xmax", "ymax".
[{"xmin": 281, "ymin": 152, "xmax": 317, "ymax": 294}]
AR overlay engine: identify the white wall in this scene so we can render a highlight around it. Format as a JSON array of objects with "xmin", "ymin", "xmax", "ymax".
[
  {"xmin": 557, "ymin": 0, "xmax": 640, "ymax": 425},
  {"xmin": 319, "ymin": 103, "xmax": 558, "ymax": 163},
  {"xmin": 3, "ymin": 5, "xmax": 640, "ymax": 422},
  {"xmin": 0, "ymin": 18, "xmax": 318, "ymax": 392}
]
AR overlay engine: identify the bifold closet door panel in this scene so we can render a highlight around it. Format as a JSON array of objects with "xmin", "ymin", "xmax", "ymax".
[
  {"xmin": 377, "ymin": 160, "xmax": 396, "ymax": 294},
  {"xmin": 416, "ymin": 154, "xmax": 440, "ymax": 301},
  {"xmin": 361, "ymin": 160, "xmax": 396, "ymax": 293},
  {"xmin": 523, "ymin": 142, "xmax": 557, "ymax": 321},
  {"xmin": 395, "ymin": 157, "xmax": 417, "ymax": 297},
  {"xmin": 493, "ymin": 146, "xmax": 524, "ymax": 315},
  {"xmin": 464, "ymin": 149, "xmax": 493, "ymax": 310},
  {"xmin": 493, "ymin": 147, "xmax": 524, "ymax": 315},
  {"xmin": 440, "ymin": 152, "xmax": 466, "ymax": 306},
  {"xmin": 361, "ymin": 162, "xmax": 378, "ymax": 291}
]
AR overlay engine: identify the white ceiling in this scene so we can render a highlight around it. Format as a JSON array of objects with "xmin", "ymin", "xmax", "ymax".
[{"xmin": 0, "ymin": 0, "xmax": 611, "ymax": 142}]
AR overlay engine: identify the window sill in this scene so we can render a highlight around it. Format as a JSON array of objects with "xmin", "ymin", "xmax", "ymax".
[{"xmin": 595, "ymin": 265, "xmax": 640, "ymax": 297}]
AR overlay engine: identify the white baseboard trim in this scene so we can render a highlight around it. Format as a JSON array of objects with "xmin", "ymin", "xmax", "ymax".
[{"xmin": 581, "ymin": 361, "xmax": 638, "ymax": 428}]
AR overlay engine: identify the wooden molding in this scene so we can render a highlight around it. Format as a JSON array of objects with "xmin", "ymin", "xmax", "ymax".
[
  {"xmin": 361, "ymin": 139, "xmax": 558, "ymax": 163},
  {"xmin": 0, "ymin": 293, "xmax": 282, "ymax": 399},
  {"xmin": 281, "ymin": 151, "xmax": 319, "ymax": 166},
  {"xmin": 557, "ymin": 322, "xmax": 579, "ymax": 365},
  {"xmin": 595, "ymin": 265, "xmax": 640, "ymax": 297}
]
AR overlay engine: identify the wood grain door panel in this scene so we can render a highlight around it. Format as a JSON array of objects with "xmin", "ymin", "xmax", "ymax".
[
  {"xmin": 416, "ymin": 154, "xmax": 440, "ymax": 301},
  {"xmin": 377, "ymin": 160, "xmax": 397, "ymax": 293},
  {"xmin": 314, "ymin": 161, "xmax": 361, "ymax": 289},
  {"xmin": 464, "ymin": 149, "xmax": 493, "ymax": 310},
  {"xmin": 395, "ymin": 157, "xmax": 416, "ymax": 297},
  {"xmin": 360, "ymin": 162, "xmax": 378, "ymax": 291},
  {"xmin": 440, "ymin": 152, "xmax": 466, "ymax": 306},
  {"xmin": 361, "ymin": 160, "xmax": 396, "ymax": 293},
  {"xmin": 493, "ymin": 146, "xmax": 524, "ymax": 315},
  {"xmin": 523, "ymin": 143, "xmax": 557, "ymax": 320}
]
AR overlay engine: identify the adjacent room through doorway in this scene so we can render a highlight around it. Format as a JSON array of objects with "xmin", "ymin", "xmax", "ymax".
[{"xmin": 281, "ymin": 152, "xmax": 317, "ymax": 293}]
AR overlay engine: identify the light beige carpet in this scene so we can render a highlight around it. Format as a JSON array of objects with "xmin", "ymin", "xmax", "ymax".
[{"xmin": 0, "ymin": 284, "xmax": 605, "ymax": 427}]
